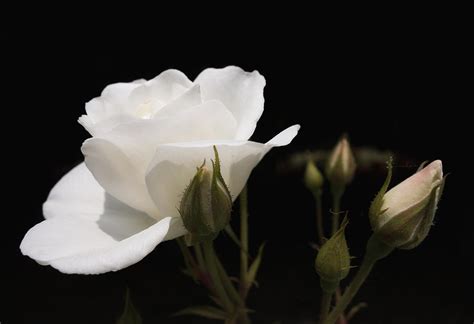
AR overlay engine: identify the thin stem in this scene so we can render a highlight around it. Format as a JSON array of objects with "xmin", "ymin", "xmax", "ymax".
[
  {"xmin": 324, "ymin": 256, "xmax": 375, "ymax": 324},
  {"xmin": 329, "ymin": 188, "xmax": 345, "ymax": 323},
  {"xmin": 194, "ymin": 243, "xmax": 206, "ymax": 271},
  {"xmin": 323, "ymin": 235, "xmax": 393, "ymax": 324},
  {"xmin": 215, "ymin": 251, "xmax": 242, "ymax": 305},
  {"xmin": 202, "ymin": 240, "xmax": 234, "ymax": 313},
  {"xmin": 331, "ymin": 193, "xmax": 341, "ymax": 235},
  {"xmin": 314, "ymin": 190, "xmax": 324, "ymax": 245},
  {"xmin": 319, "ymin": 292, "xmax": 332, "ymax": 324},
  {"xmin": 177, "ymin": 237, "xmax": 198, "ymax": 280},
  {"xmin": 239, "ymin": 185, "xmax": 249, "ymax": 297}
]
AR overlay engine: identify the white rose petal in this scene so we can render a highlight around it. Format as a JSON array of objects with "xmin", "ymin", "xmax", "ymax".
[
  {"xmin": 20, "ymin": 163, "xmax": 185, "ymax": 274},
  {"xmin": 195, "ymin": 66, "xmax": 266, "ymax": 140},
  {"xmin": 145, "ymin": 125, "xmax": 300, "ymax": 218}
]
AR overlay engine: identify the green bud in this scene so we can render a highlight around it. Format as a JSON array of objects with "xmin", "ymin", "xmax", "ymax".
[
  {"xmin": 325, "ymin": 136, "xmax": 356, "ymax": 194},
  {"xmin": 304, "ymin": 160, "xmax": 324, "ymax": 193},
  {"xmin": 179, "ymin": 147, "xmax": 232, "ymax": 245},
  {"xmin": 315, "ymin": 217, "xmax": 351, "ymax": 292}
]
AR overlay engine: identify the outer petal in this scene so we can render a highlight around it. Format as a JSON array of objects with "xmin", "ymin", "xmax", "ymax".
[
  {"xmin": 21, "ymin": 163, "xmax": 185, "ymax": 274},
  {"xmin": 195, "ymin": 66, "xmax": 266, "ymax": 140},
  {"xmin": 43, "ymin": 162, "xmax": 108, "ymax": 220},
  {"xmin": 379, "ymin": 160, "xmax": 443, "ymax": 226},
  {"xmin": 21, "ymin": 216, "xmax": 184, "ymax": 274},
  {"xmin": 145, "ymin": 125, "xmax": 300, "ymax": 218}
]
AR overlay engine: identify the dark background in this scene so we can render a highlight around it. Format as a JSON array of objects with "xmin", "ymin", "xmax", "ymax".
[{"xmin": 2, "ymin": 22, "xmax": 472, "ymax": 324}]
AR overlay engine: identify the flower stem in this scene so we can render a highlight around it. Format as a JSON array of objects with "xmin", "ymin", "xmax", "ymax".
[
  {"xmin": 202, "ymin": 240, "xmax": 234, "ymax": 313},
  {"xmin": 319, "ymin": 292, "xmax": 332, "ymax": 324},
  {"xmin": 331, "ymin": 193, "xmax": 342, "ymax": 235},
  {"xmin": 194, "ymin": 243, "xmax": 206, "ymax": 271},
  {"xmin": 323, "ymin": 235, "xmax": 393, "ymax": 324},
  {"xmin": 215, "ymin": 253, "xmax": 242, "ymax": 305},
  {"xmin": 239, "ymin": 185, "xmax": 249, "ymax": 298},
  {"xmin": 313, "ymin": 190, "xmax": 325, "ymax": 245},
  {"xmin": 177, "ymin": 237, "xmax": 198, "ymax": 281},
  {"xmin": 329, "ymin": 189, "xmax": 345, "ymax": 323}
]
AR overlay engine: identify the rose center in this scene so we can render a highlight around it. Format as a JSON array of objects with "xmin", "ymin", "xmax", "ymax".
[{"xmin": 135, "ymin": 100, "xmax": 155, "ymax": 119}]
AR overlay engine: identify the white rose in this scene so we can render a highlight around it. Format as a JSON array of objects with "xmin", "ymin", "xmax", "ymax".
[{"xmin": 20, "ymin": 66, "xmax": 300, "ymax": 274}]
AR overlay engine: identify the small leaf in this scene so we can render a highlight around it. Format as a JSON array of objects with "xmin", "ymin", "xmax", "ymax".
[
  {"xmin": 224, "ymin": 225, "xmax": 242, "ymax": 248},
  {"xmin": 224, "ymin": 225, "xmax": 253, "ymax": 259},
  {"xmin": 247, "ymin": 242, "xmax": 266, "ymax": 288},
  {"xmin": 173, "ymin": 305, "xmax": 228, "ymax": 320},
  {"xmin": 116, "ymin": 288, "xmax": 142, "ymax": 324},
  {"xmin": 346, "ymin": 302, "xmax": 368, "ymax": 320}
]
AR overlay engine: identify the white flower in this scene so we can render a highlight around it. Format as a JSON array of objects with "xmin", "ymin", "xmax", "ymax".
[
  {"xmin": 20, "ymin": 66, "xmax": 300, "ymax": 274},
  {"xmin": 370, "ymin": 160, "xmax": 444, "ymax": 249}
]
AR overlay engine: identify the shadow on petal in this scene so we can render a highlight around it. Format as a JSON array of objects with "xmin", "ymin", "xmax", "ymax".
[{"xmin": 97, "ymin": 193, "xmax": 157, "ymax": 241}]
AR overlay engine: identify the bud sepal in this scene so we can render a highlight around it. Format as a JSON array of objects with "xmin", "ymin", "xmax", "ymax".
[{"xmin": 315, "ymin": 216, "xmax": 351, "ymax": 293}]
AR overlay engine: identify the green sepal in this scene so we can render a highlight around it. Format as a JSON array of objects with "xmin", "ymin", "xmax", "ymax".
[
  {"xmin": 315, "ymin": 216, "xmax": 351, "ymax": 292},
  {"xmin": 369, "ymin": 157, "xmax": 393, "ymax": 229},
  {"xmin": 247, "ymin": 242, "xmax": 266, "ymax": 289}
]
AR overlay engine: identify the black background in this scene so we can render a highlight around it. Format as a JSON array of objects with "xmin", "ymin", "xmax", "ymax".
[{"xmin": 2, "ymin": 22, "xmax": 472, "ymax": 324}]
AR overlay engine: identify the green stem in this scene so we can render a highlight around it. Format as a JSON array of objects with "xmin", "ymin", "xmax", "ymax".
[
  {"xmin": 177, "ymin": 237, "xmax": 198, "ymax": 280},
  {"xmin": 239, "ymin": 185, "xmax": 249, "ymax": 297},
  {"xmin": 215, "ymin": 252, "xmax": 242, "ymax": 305},
  {"xmin": 194, "ymin": 243, "xmax": 206, "ymax": 271},
  {"xmin": 331, "ymin": 193, "xmax": 341, "ymax": 235},
  {"xmin": 314, "ymin": 190, "xmax": 324, "ymax": 245},
  {"xmin": 330, "ymin": 187, "xmax": 344, "ymax": 322},
  {"xmin": 319, "ymin": 292, "xmax": 332, "ymax": 324},
  {"xmin": 202, "ymin": 240, "xmax": 234, "ymax": 313},
  {"xmin": 323, "ymin": 235, "xmax": 393, "ymax": 324}
]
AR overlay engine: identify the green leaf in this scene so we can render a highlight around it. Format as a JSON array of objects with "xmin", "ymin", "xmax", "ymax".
[
  {"xmin": 173, "ymin": 305, "xmax": 228, "ymax": 320},
  {"xmin": 116, "ymin": 288, "xmax": 142, "ymax": 324},
  {"xmin": 247, "ymin": 242, "xmax": 266, "ymax": 288},
  {"xmin": 369, "ymin": 157, "xmax": 393, "ymax": 228}
]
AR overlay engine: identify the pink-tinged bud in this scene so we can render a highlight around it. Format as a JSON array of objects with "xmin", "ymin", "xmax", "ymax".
[
  {"xmin": 325, "ymin": 137, "xmax": 356, "ymax": 192},
  {"xmin": 369, "ymin": 160, "xmax": 445, "ymax": 249}
]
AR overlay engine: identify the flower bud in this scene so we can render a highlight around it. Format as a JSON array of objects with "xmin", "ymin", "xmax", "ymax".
[
  {"xmin": 325, "ymin": 136, "xmax": 356, "ymax": 193},
  {"xmin": 315, "ymin": 217, "xmax": 351, "ymax": 292},
  {"xmin": 304, "ymin": 160, "xmax": 324, "ymax": 193},
  {"xmin": 369, "ymin": 160, "xmax": 445, "ymax": 249},
  {"xmin": 179, "ymin": 147, "xmax": 232, "ymax": 245}
]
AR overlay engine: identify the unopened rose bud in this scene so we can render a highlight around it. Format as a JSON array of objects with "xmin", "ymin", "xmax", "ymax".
[
  {"xmin": 326, "ymin": 136, "xmax": 356, "ymax": 195},
  {"xmin": 369, "ymin": 160, "xmax": 445, "ymax": 249},
  {"xmin": 304, "ymin": 160, "xmax": 324, "ymax": 193},
  {"xmin": 179, "ymin": 147, "xmax": 232, "ymax": 245},
  {"xmin": 315, "ymin": 217, "xmax": 351, "ymax": 292}
]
